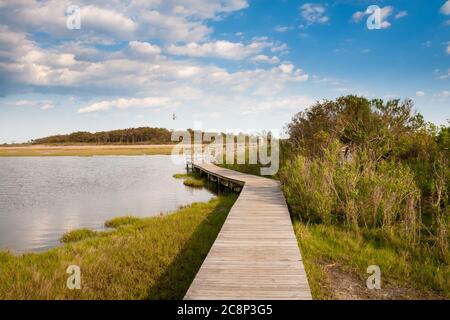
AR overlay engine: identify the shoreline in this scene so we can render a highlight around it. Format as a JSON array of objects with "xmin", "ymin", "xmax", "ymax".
[
  {"xmin": 0, "ymin": 195, "xmax": 237, "ymax": 299},
  {"xmin": 0, "ymin": 144, "xmax": 176, "ymax": 156},
  {"xmin": 0, "ymin": 144, "xmax": 177, "ymax": 149}
]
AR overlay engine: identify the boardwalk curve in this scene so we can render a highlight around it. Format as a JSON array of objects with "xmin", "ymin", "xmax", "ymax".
[{"xmin": 184, "ymin": 162, "xmax": 312, "ymax": 300}]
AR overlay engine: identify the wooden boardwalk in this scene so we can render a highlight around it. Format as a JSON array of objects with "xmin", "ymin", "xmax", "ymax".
[{"xmin": 184, "ymin": 162, "xmax": 312, "ymax": 300}]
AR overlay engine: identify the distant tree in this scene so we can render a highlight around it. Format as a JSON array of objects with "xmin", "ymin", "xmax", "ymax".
[{"xmin": 33, "ymin": 127, "xmax": 175, "ymax": 145}]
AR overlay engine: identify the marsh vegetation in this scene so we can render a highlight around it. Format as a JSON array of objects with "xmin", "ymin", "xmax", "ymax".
[{"xmin": 0, "ymin": 196, "xmax": 236, "ymax": 299}]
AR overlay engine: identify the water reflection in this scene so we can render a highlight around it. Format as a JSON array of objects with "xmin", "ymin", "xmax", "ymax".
[{"xmin": 0, "ymin": 156, "xmax": 214, "ymax": 253}]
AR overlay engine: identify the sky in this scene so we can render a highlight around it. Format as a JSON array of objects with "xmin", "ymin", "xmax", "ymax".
[{"xmin": 0, "ymin": 0, "xmax": 449, "ymax": 143}]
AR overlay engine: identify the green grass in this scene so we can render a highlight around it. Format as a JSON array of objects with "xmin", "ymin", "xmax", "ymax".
[
  {"xmin": 172, "ymin": 173, "xmax": 189, "ymax": 179},
  {"xmin": 173, "ymin": 172, "xmax": 205, "ymax": 188},
  {"xmin": 104, "ymin": 216, "xmax": 141, "ymax": 228},
  {"xmin": 183, "ymin": 177, "xmax": 204, "ymax": 188},
  {"xmin": 0, "ymin": 196, "xmax": 236, "ymax": 299},
  {"xmin": 60, "ymin": 229, "xmax": 103, "ymax": 243},
  {"xmin": 293, "ymin": 222, "xmax": 450, "ymax": 299}
]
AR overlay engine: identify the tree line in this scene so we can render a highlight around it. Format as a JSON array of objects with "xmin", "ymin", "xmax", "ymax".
[
  {"xmin": 31, "ymin": 127, "xmax": 271, "ymax": 146},
  {"xmin": 32, "ymin": 127, "xmax": 174, "ymax": 145}
]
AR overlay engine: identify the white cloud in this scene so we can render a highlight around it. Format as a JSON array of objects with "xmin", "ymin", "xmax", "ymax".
[
  {"xmin": 447, "ymin": 42, "xmax": 450, "ymax": 55},
  {"xmin": 415, "ymin": 91, "xmax": 425, "ymax": 97},
  {"xmin": 271, "ymin": 43, "xmax": 288, "ymax": 53},
  {"xmin": 4, "ymin": 99, "xmax": 55, "ymax": 110},
  {"xmin": 395, "ymin": 10, "xmax": 408, "ymax": 19},
  {"xmin": 41, "ymin": 103, "xmax": 55, "ymax": 111},
  {"xmin": 300, "ymin": 3, "xmax": 329, "ymax": 25},
  {"xmin": 276, "ymin": 64, "xmax": 294, "ymax": 74},
  {"xmin": 139, "ymin": 10, "xmax": 212, "ymax": 43},
  {"xmin": 167, "ymin": 0, "xmax": 249, "ymax": 19},
  {"xmin": 435, "ymin": 90, "xmax": 450, "ymax": 100},
  {"xmin": 274, "ymin": 25, "xmax": 292, "ymax": 32},
  {"xmin": 80, "ymin": 5, "xmax": 137, "ymax": 38},
  {"xmin": 441, "ymin": 1, "xmax": 450, "ymax": 15},
  {"xmin": 78, "ymin": 97, "xmax": 172, "ymax": 113},
  {"xmin": 0, "ymin": 28, "xmax": 308, "ymax": 97},
  {"xmin": 129, "ymin": 41, "xmax": 161, "ymax": 56},
  {"xmin": 240, "ymin": 95, "xmax": 315, "ymax": 114},
  {"xmin": 0, "ymin": 0, "xmax": 249, "ymax": 43},
  {"xmin": 0, "ymin": 0, "xmax": 314, "ymax": 122},
  {"xmin": 166, "ymin": 40, "xmax": 272, "ymax": 60},
  {"xmin": 251, "ymin": 55, "xmax": 280, "ymax": 64},
  {"xmin": 351, "ymin": 11, "xmax": 365, "ymax": 22}
]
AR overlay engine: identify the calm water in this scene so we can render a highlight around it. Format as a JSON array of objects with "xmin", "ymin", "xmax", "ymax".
[{"xmin": 0, "ymin": 156, "xmax": 214, "ymax": 253}]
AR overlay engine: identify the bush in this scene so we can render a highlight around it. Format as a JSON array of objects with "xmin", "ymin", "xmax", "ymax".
[
  {"xmin": 280, "ymin": 153, "xmax": 335, "ymax": 223},
  {"xmin": 280, "ymin": 141, "xmax": 421, "ymax": 241}
]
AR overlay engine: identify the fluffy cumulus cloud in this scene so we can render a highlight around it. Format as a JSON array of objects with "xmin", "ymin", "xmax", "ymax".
[
  {"xmin": 74, "ymin": 62, "xmax": 309, "ymax": 113},
  {"xmin": 0, "ymin": 0, "xmax": 249, "ymax": 43},
  {"xmin": 0, "ymin": 25, "xmax": 81, "ymax": 87},
  {"xmin": 0, "ymin": 22, "xmax": 305, "ymax": 95},
  {"xmin": 78, "ymin": 97, "xmax": 172, "ymax": 113},
  {"xmin": 0, "ymin": 0, "xmax": 313, "ymax": 120},
  {"xmin": 166, "ymin": 40, "xmax": 272, "ymax": 60},
  {"xmin": 128, "ymin": 41, "xmax": 161, "ymax": 56},
  {"xmin": 300, "ymin": 3, "xmax": 329, "ymax": 25},
  {"xmin": 251, "ymin": 55, "xmax": 280, "ymax": 64}
]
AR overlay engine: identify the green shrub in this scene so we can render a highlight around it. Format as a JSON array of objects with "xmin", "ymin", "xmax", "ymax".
[
  {"xmin": 280, "ymin": 154, "xmax": 335, "ymax": 223},
  {"xmin": 280, "ymin": 140, "xmax": 421, "ymax": 241}
]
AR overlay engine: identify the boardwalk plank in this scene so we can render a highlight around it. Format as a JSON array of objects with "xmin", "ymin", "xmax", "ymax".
[{"xmin": 184, "ymin": 162, "xmax": 312, "ymax": 300}]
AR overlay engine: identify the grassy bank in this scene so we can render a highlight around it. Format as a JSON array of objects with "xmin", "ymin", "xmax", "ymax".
[
  {"xmin": 0, "ymin": 145, "xmax": 174, "ymax": 157},
  {"xmin": 173, "ymin": 172, "xmax": 205, "ymax": 188},
  {"xmin": 0, "ymin": 196, "xmax": 236, "ymax": 299},
  {"xmin": 294, "ymin": 222, "xmax": 449, "ymax": 299}
]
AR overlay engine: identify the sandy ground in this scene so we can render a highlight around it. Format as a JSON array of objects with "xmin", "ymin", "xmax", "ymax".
[
  {"xmin": 322, "ymin": 262, "xmax": 444, "ymax": 300},
  {"xmin": 0, "ymin": 144, "xmax": 182, "ymax": 156},
  {"xmin": 0, "ymin": 144, "xmax": 176, "ymax": 150}
]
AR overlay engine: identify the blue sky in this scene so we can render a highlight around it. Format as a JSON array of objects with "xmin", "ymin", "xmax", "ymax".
[{"xmin": 0, "ymin": 0, "xmax": 449, "ymax": 143}]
